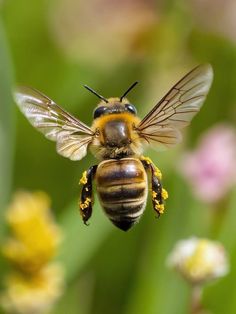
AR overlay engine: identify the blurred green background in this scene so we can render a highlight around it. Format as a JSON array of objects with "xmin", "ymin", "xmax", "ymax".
[{"xmin": 1, "ymin": 0, "xmax": 236, "ymax": 313}]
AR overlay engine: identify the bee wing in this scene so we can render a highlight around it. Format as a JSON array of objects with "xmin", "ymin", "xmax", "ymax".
[
  {"xmin": 14, "ymin": 86, "xmax": 94, "ymax": 161},
  {"xmin": 137, "ymin": 64, "xmax": 213, "ymax": 150}
]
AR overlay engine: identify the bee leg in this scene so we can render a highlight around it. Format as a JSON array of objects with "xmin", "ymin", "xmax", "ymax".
[
  {"xmin": 79, "ymin": 165, "xmax": 97, "ymax": 225},
  {"xmin": 140, "ymin": 156, "xmax": 168, "ymax": 217}
]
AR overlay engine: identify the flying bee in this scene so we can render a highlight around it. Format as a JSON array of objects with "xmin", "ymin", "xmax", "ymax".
[{"xmin": 14, "ymin": 64, "xmax": 213, "ymax": 231}]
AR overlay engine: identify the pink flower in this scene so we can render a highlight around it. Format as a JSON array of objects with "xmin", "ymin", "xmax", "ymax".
[{"xmin": 179, "ymin": 124, "xmax": 236, "ymax": 204}]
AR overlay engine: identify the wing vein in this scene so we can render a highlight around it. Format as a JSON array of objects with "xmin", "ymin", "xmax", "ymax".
[{"xmin": 137, "ymin": 64, "xmax": 213, "ymax": 150}]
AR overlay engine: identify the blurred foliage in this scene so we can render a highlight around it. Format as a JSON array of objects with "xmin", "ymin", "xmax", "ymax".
[
  {"xmin": 0, "ymin": 19, "xmax": 14, "ymax": 226},
  {"xmin": 1, "ymin": 0, "xmax": 236, "ymax": 313}
]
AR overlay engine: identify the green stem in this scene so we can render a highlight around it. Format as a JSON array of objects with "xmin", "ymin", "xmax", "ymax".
[{"xmin": 209, "ymin": 196, "xmax": 230, "ymax": 238}]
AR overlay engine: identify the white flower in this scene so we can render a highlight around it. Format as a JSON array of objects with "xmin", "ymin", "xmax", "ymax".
[{"xmin": 167, "ymin": 237, "xmax": 229, "ymax": 284}]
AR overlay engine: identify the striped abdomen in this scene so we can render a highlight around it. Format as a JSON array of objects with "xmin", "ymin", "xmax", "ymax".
[{"xmin": 96, "ymin": 158, "xmax": 147, "ymax": 231}]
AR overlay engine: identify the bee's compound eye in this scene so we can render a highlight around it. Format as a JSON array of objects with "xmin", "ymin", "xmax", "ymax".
[
  {"xmin": 125, "ymin": 104, "xmax": 137, "ymax": 115},
  {"xmin": 93, "ymin": 106, "xmax": 108, "ymax": 119}
]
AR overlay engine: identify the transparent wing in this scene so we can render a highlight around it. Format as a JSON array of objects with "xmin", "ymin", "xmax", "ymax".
[
  {"xmin": 137, "ymin": 64, "xmax": 213, "ymax": 149},
  {"xmin": 14, "ymin": 86, "xmax": 94, "ymax": 161}
]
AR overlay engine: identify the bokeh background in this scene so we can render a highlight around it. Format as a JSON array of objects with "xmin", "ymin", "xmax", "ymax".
[{"xmin": 1, "ymin": 0, "xmax": 236, "ymax": 313}]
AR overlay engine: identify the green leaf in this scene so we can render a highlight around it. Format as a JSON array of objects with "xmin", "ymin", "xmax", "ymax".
[
  {"xmin": 124, "ymin": 174, "xmax": 207, "ymax": 314},
  {"xmin": 57, "ymin": 199, "xmax": 113, "ymax": 282},
  {"xmin": 0, "ymin": 19, "xmax": 14, "ymax": 218},
  {"xmin": 0, "ymin": 18, "xmax": 14, "ymax": 314}
]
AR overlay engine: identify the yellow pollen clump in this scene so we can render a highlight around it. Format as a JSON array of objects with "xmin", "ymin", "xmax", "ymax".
[
  {"xmin": 152, "ymin": 191, "xmax": 157, "ymax": 199},
  {"xmin": 140, "ymin": 156, "xmax": 162, "ymax": 180},
  {"xmin": 162, "ymin": 188, "xmax": 168, "ymax": 200},
  {"xmin": 155, "ymin": 203, "xmax": 165, "ymax": 214},
  {"xmin": 79, "ymin": 171, "xmax": 88, "ymax": 185},
  {"xmin": 140, "ymin": 156, "xmax": 153, "ymax": 164},
  {"xmin": 154, "ymin": 169, "xmax": 162, "ymax": 180},
  {"xmin": 80, "ymin": 197, "xmax": 91, "ymax": 210}
]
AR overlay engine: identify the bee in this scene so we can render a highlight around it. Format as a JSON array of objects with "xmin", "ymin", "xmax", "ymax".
[{"xmin": 14, "ymin": 64, "xmax": 213, "ymax": 231}]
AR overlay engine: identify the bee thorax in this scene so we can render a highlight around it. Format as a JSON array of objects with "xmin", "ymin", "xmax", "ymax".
[
  {"xmin": 90, "ymin": 113, "xmax": 143, "ymax": 159},
  {"xmin": 103, "ymin": 120, "xmax": 131, "ymax": 147}
]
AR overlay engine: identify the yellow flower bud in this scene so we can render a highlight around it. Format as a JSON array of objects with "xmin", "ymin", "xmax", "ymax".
[
  {"xmin": 0, "ymin": 264, "xmax": 64, "ymax": 314},
  {"xmin": 2, "ymin": 191, "xmax": 62, "ymax": 273}
]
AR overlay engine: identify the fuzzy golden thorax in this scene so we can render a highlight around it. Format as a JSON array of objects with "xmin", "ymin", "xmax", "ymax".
[{"xmin": 90, "ymin": 98, "xmax": 143, "ymax": 159}]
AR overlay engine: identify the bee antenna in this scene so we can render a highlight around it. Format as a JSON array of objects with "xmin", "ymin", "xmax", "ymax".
[
  {"xmin": 84, "ymin": 85, "xmax": 108, "ymax": 103},
  {"xmin": 120, "ymin": 81, "xmax": 138, "ymax": 102}
]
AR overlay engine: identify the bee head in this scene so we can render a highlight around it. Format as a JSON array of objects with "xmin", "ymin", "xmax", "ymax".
[
  {"xmin": 93, "ymin": 98, "xmax": 137, "ymax": 119},
  {"xmin": 83, "ymin": 82, "xmax": 138, "ymax": 119}
]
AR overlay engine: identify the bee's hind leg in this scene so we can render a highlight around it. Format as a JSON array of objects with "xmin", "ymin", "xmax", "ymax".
[
  {"xmin": 79, "ymin": 165, "xmax": 97, "ymax": 225},
  {"xmin": 140, "ymin": 156, "xmax": 168, "ymax": 217}
]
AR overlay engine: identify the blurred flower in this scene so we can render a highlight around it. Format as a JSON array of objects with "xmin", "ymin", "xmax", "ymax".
[
  {"xmin": 167, "ymin": 237, "xmax": 229, "ymax": 285},
  {"xmin": 49, "ymin": 0, "xmax": 158, "ymax": 67},
  {"xmin": 190, "ymin": 0, "xmax": 236, "ymax": 43},
  {"xmin": 2, "ymin": 191, "xmax": 62, "ymax": 273},
  {"xmin": 1, "ymin": 265, "xmax": 64, "ymax": 314},
  {"xmin": 179, "ymin": 124, "xmax": 236, "ymax": 204},
  {"xmin": 0, "ymin": 191, "xmax": 64, "ymax": 314}
]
